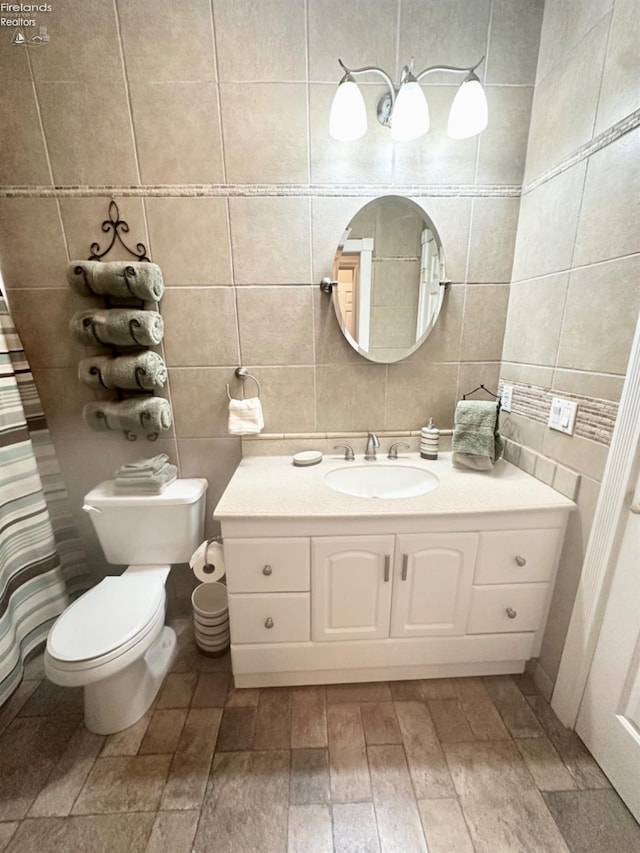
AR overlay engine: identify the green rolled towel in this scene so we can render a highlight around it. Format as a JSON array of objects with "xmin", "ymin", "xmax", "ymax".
[
  {"xmin": 68, "ymin": 261, "xmax": 164, "ymax": 302},
  {"xmin": 71, "ymin": 309, "xmax": 164, "ymax": 347},
  {"xmin": 78, "ymin": 352, "xmax": 167, "ymax": 390},
  {"xmin": 83, "ymin": 397, "xmax": 172, "ymax": 436},
  {"xmin": 452, "ymin": 400, "xmax": 502, "ymax": 471}
]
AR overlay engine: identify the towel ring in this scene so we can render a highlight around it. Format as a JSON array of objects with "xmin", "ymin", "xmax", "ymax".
[{"xmin": 226, "ymin": 366, "xmax": 262, "ymax": 401}]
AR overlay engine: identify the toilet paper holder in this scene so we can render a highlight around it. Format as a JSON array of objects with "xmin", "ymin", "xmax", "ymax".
[
  {"xmin": 190, "ymin": 537, "xmax": 226, "ymax": 584},
  {"xmin": 201, "ymin": 536, "xmax": 222, "ymax": 575}
]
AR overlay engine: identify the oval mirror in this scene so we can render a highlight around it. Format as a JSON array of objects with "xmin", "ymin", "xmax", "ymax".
[{"xmin": 330, "ymin": 196, "xmax": 446, "ymax": 363}]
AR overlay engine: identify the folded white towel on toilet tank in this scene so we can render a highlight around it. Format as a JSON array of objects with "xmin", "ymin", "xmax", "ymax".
[{"xmin": 228, "ymin": 397, "xmax": 264, "ymax": 435}]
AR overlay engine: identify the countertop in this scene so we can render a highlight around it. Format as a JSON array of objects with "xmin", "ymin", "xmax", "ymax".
[{"xmin": 214, "ymin": 453, "xmax": 575, "ymax": 524}]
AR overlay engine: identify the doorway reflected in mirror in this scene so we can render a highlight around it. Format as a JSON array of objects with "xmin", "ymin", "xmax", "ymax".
[{"xmin": 332, "ymin": 196, "xmax": 447, "ymax": 363}]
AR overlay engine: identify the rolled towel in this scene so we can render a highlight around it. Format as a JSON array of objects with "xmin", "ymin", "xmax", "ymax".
[
  {"xmin": 451, "ymin": 400, "xmax": 502, "ymax": 471},
  {"xmin": 78, "ymin": 351, "xmax": 167, "ymax": 391},
  {"xmin": 71, "ymin": 309, "xmax": 164, "ymax": 347},
  {"xmin": 228, "ymin": 396, "xmax": 264, "ymax": 435},
  {"xmin": 114, "ymin": 464, "xmax": 177, "ymax": 494},
  {"xmin": 68, "ymin": 261, "xmax": 164, "ymax": 302},
  {"xmin": 83, "ymin": 396, "xmax": 172, "ymax": 436},
  {"xmin": 115, "ymin": 453, "xmax": 170, "ymax": 477}
]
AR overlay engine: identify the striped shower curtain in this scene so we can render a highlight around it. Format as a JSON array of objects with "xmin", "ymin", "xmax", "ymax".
[{"xmin": 0, "ymin": 295, "xmax": 91, "ymax": 706}]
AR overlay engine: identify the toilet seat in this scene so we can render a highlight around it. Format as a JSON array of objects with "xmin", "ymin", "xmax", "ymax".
[{"xmin": 47, "ymin": 575, "xmax": 165, "ymax": 666}]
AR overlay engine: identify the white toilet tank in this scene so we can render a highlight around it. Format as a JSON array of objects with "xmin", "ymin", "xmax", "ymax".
[{"xmin": 83, "ymin": 478, "xmax": 208, "ymax": 565}]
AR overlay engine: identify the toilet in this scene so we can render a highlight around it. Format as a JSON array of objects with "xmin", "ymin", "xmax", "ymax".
[{"xmin": 44, "ymin": 477, "xmax": 208, "ymax": 734}]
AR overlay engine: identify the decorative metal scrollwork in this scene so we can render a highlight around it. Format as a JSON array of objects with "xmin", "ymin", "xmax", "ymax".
[
  {"xmin": 139, "ymin": 411, "xmax": 159, "ymax": 442},
  {"xmin": 88, "ymin": 200, "xmax": 150, "ymax": 262},
  {"xmin": 89, "ymin": 364, "xmax": 109, "ymax": 389}
]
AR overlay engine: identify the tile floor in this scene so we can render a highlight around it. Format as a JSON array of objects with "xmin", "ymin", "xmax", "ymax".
[{"xmin": 1, "ymin": 616, "xmax": 639, "ymax": 853}]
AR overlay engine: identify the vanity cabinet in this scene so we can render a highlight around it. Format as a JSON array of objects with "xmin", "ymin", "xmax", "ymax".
[
  {"xmin": 224, "ymin": 521, "xmax": 570, "ymax": 687},
  {"xmin": 216, "ymin": 453, "xmax": 575, "ymax": 688}
]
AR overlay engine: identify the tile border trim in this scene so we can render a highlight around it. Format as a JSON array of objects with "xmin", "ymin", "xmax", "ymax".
[
  {"xmin": 522, "ymin": 108, "xmax": 640, "ymax": 195},
  {"xmin": 0, "ymin": 183, "xmax": 522, "ymax": 200},
  {"xmin": 498, "ymin": 380, "xmax": 618, "ymax": 445}
]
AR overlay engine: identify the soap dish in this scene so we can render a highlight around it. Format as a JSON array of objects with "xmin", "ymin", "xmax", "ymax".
[{"xmin": 293, "ymin": 450, "xmax": 323, "ymax": 467}]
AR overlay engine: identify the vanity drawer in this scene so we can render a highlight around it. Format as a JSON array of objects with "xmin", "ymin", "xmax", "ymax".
[
  {"xmin": 225, "ymin": 538, "xmax": 310, "ymax": 593},
  {"xmin": 467, "ymin": 583, "xmax": 549, "ymax": 634},
  {"xmin": 229, "ymin": 593, "xmax": 310, "ymax": 644},
  {"xmin": 474, "ymin": 529, "xmax": 561, "ymax": 585}
]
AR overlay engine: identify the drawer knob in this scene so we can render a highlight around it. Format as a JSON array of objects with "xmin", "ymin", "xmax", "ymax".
[
  {"xmin": 264, "ymin": 617, "xmax": 274, "ymax": 629},
  {"xmin": 262, "ymin": 564, "xmax": 272, "ymax": 576},
  {"xmin": 514, "ymin": 555, "xmax": 527, "ymax": 567},
  {"xmin": 506, "ymin": 607, "xmax": 517, "ymax": 619}
]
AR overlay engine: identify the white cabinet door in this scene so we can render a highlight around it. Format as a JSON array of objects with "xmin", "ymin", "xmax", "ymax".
[
  {"xmin": 390, "ymin": 533, "xmax": 478, "ymax": 637},
  {"xmin": 312, "ymin": 536, "xmax": 395, "ymax": 641}
]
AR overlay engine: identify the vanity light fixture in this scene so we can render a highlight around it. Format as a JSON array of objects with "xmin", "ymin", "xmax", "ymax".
[{"xmin": 329, "ymin": 57, "xmax": 488, "ymax": 142}]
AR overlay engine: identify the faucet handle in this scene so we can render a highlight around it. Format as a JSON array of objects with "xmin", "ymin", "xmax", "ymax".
[
  {"xmin": 334, "ymin": 444, "xmax": 355, "ymax": 461},
  {"xmin": 387, "ymin": 441, "xmax": 410, "ymax": 460}
]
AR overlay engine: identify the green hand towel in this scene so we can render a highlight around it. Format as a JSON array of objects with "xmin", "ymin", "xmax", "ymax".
[
  {"xmin": 68, "ymin": 261, "xmax": 164, "ymax": 302},
  {"xmin": 452, "ymin": 400, "xmax": 502, "ymax": 471},
  {"xmin": 71, "ymin": 309, "xmax": 164, "ymax": 347},
  {"xmin": 78, "ymin": 351, "xmax": 167, "ymax": 391},
  {"xmin": 83, "ymin": 397, "xmax": 172, "ymax": 436}
]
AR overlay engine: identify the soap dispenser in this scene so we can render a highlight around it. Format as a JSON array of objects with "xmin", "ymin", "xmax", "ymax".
[{"xmin": 420, "ymin": 418, "xmax": 439, "ymax": 460}]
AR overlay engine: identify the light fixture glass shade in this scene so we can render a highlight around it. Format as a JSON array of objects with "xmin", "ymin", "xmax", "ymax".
[
  {"xmin": 447, "ymin": 74, "xmax": 488, "ymax": 138},
  {"xmin": 390, "ymin": 80, "xmax": 429, "ymax": 141},
  {"xmin": 329, "ymin": 80, "xmax": 367, "ymax": 141}
]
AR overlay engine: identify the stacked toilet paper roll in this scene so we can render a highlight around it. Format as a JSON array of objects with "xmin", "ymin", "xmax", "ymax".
[{"xmin": 189, "ymin": 541, "xmax": 229, "ymax": 655}]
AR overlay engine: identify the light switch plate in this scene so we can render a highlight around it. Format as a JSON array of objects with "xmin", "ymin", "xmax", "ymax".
[
  {"xmin": 548, "ymin": 397, "xmax": 578, "ymax": 435},
  {"xmin": 500, "ymin": 384, "xmax": 513, "ymax": 413}
]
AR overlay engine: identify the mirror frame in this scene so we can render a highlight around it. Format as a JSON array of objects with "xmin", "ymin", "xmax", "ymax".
[{"xmin": 328, "ymin": 196, "xmax": 447, "ymax": 364}]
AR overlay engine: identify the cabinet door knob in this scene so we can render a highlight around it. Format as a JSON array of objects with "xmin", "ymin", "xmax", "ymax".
[
  {"xmin": 262, "ymin": 564, "xmax": 272, "ymax": 576},
  {"xmin": 264, "ymin": 617, "xmax": 274, "ymax": 629},
  {"xmin": 383, "ymin": 555, "xmax": 390, "ymax": 583},
  {"xmin": 514, "ymin": 555, "xmax": 526, "ymax": 567},
  {"xmin": 401, "ymin": 553, "xmax": 409, "ymax": 581},
  {"xmin": 506, "ymin": 607, "xmax": 517, "ymax": 619}
]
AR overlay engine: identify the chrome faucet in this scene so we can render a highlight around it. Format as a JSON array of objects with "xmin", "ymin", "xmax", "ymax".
[{"xmin": 364, "ymin": 432, "xmax": 380, "ymax": 461}]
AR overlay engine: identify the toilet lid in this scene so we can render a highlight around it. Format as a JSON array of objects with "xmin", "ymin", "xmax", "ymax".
[{"xmin": 48, "ymin": 576, "xmax": 165, "ymax": 663}]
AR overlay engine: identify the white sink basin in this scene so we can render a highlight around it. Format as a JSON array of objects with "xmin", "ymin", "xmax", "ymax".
[{"xmin": 325, "ymin": 464, "xmax": 439, "ymax": 499}]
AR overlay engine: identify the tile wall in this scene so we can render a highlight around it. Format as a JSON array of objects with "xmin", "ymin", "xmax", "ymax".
[
  {"xmin": 499, "ymin": 0, "xmax": 640, "ymax": 691},
  {"xmin": 0, "ymin": 0, "xmax": 542, "ymax": 572}
]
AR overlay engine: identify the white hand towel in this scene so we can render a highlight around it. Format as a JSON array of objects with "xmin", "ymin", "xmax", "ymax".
[{"xmin": 228, "ymin": 396, "xmax": 264, "ymax": 435}]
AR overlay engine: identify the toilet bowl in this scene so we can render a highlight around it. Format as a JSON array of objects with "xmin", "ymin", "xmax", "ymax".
[{"xmin": 44, "ymin": 478, "xmax": 208, "ymax": 735}]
